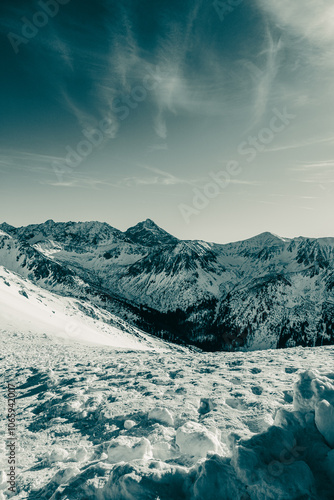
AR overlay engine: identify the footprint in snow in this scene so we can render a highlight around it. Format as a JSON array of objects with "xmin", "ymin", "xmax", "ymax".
[
  {"xmin": 283, "ymin": 390, "xmax": 293, "ymax": 403},
  {"xmin": 251, "ymin": 386, "xmax": 263, "ymax": 396},
  {"xmin": 285, "ymin": 367, "xmax": 299, "ymax": 374},
  {"xmin": 229, "ymin": 360, "xmax": 244, "ymax": 367},
  {"xmin": 225, "ymin": 398, "xmax": 248, "ymax": 411}
]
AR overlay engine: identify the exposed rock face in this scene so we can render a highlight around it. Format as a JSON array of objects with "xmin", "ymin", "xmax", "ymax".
[{"xmin": 1, "ymin": 219, "xmax": 334, "ymax": 350}]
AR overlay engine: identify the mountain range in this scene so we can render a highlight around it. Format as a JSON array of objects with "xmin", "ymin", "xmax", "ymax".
[{"xmin": 1, "ymin": 218, "xmax": 334, "ymax": 351}]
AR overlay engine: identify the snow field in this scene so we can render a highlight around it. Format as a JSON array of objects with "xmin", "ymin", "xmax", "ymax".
[
  {"xmin": 1, "ymin": 331, "xmax": 334, "ymax": 499},
  {"xmin": 0, "ymin": 266, "xmax": 166, "ymax": 350}
]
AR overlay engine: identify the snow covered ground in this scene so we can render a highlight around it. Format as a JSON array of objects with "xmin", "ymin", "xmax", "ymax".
[
  {"xmin": 1, "ymin": 326, "xmax": 334, "ymax": 499},
  {"xmin": 0, "ymin": 266, "xmax": 165, "ymax": 351}
]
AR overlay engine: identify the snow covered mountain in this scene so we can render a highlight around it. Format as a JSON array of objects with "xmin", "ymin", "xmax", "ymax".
[
  {"xmin": 125, "ymin": 218, "xmax": 179, "ymax": 247},
  {"xmin": 1, "ymin": 219, "xmax": 334, "ymax": 350},
  {"xmin": 0, "ymin": 264, "xmax": 168, "ymax": 351}
]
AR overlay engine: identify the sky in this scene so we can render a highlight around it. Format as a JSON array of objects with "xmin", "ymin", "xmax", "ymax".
[{"xmin": 0, "ymin": 0, "xmax": 333, "ymax": 244}]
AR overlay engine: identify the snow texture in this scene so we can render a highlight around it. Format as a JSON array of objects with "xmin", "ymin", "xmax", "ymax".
[{"xmin": 1, "ymin": 328, "xmax": 334, "ymax": 499}]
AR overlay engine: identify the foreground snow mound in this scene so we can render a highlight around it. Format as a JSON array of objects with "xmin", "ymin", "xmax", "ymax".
[
  {"xmin": 315, "ymin": 400, "xmax": 334, "ymax": 448},
  {"xmin": 39, "ymin": 371, "xmax": 334, "ymax": 499},
  {"xmin": 187, "ymin": 455, "xmax": 248, "ymax": 500},
  {"xmin": 232, "ymin": 418, "xmax": 316, "ymax": 499},
  {"xmin": 176, "ymin": 421, "xmax": 222, "ymax": 459},
  {"xmin": 294, "ymin": 369, "xmax": 334, "ymax": 448},
  {"xmin": 148, "ymin": 407, "xmax": 174, "ymax": 427},
  {"xmin": 107, "ymin": 436, "xmax": 153, "ymax": 463},
  {"xmin": 2, "ymin": 336, "xmax": 334, "ymax": 500},
  {"xmin": 293, "ymin": 370, "xmax": 334, "ymax": 413}
]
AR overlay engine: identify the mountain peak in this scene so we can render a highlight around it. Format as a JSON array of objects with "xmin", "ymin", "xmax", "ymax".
[
  {"xmin": 240, "ymin": 232, "xmax": 290, "ymax": 246},
  {"xmin": 0, "ymin": 222, "xmax": 15, "ymax": 234},
  {"xmin": 141, "ymin": 218, "xmax": 159, "ymax": 229},
  {"xmin": 2, "ymin": 220, "xmax": 123, "ymax": 248},
  {"xmin": 124, "ymin": 219, "xmax": 178, "ymax": 247},
  {"xmin": 255, "ymin": 232, "xmax": 285, "ymax": 242}
]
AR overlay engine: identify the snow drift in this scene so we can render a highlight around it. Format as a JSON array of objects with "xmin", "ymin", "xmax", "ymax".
[
  {"xmin": 2, "ymin": 357, "xmax": 332, "ymax": 500},
  {"xmin": 43, "ymin": 369, "xmax": 334, "ymax": 499}
]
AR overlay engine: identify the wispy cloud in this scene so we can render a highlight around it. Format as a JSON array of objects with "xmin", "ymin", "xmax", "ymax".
[
  {"xmin": 0, "ymin": 151, "xmax": 63, "ymax": 173},
  {"xmin": 257, "ymin": 1, "xmax": 334, "ymax": 49},
  {"xmin": 228, "ymin": 180, "xmax": 263, "ymax": 186},
  {"xmin": 120, "ymin": 165, "xmax": 263, "ymax": 189},
  {"xmin": 119, "ymin": 165, "xmax": 200, "ymax": 187},
  {"xmin": 292, "ymin": 160, "xmax": 334, "ymax": 172},
  {"xmin": 150, "ymin": 0, "xmax": 203, "ymax": 137},
  {"xmin": 40, "ymin": 176, "xmax": 118, "ymax": 189},
  {"xmin": 265, "ymin": 136, "xmax": 334, "ymax": 153},
  {"xmin": 258, "ymin": 200, "xmax": 279, "ymax": 206},
  {"xmin": 251, "ymin": 29, "xmax": 282, "ymax": 125},
  {"xmin": 290, "ymin": 159, "xmax": 334, "ymax": 188}
]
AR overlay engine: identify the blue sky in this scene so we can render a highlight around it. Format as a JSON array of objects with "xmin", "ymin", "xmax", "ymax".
[{"xmin": 0, "ymin": 0, "xmax": 333, "ymax": 243}]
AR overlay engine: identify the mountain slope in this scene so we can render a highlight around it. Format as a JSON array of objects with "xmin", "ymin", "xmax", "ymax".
[
  {"xmin": 0, "ymin": 265, "xmax": 166, "ymax": 350},
  {"xmin": 1, "ymin": 220, "xmax": 334, "ymax": 350}
]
